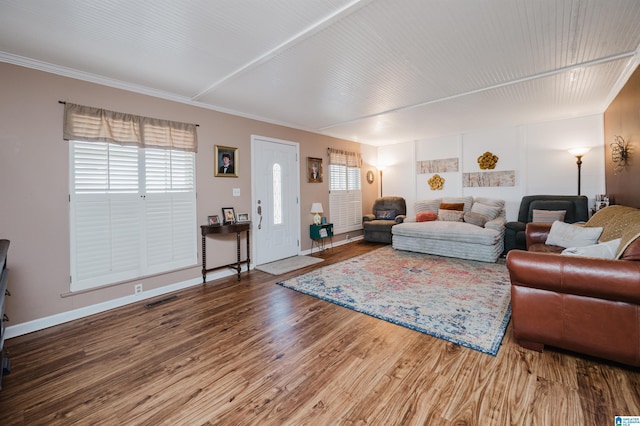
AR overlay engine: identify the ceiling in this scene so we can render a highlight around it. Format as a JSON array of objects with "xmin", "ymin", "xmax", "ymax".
[{"xmin": 1, "ymin": 0, "xmax": 640, "ymax": 146}]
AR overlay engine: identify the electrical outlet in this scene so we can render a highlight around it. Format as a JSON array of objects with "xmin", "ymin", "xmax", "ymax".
[
  {"xmin": 346, "ymin": 234, "xmax": 350, "ymax": 240},
  {"xmin": 233, "ymin": 188, "xmax": 240, "ymax": 196},
  {"xmin": 134, "ymin": 283, "xmax": 143, "ymax": 294}
]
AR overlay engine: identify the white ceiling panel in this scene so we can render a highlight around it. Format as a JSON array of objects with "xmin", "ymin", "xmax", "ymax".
[{"xmin": 1, "ymin": 0, "xmax": 639, "ymax": 145}]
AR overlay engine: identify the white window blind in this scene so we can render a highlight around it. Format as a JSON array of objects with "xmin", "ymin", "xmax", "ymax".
[
  {"xmin": 70, "ymin": 141, "xmax": 197, "ymax": 291},
  {"xmin": 328, "ymin": 149, "xmax": 362, "ymax": 234}
]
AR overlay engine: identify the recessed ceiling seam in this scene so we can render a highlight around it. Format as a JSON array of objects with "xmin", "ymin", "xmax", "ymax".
[
  {"xmin": 191, "ymin": 0, "xmax": 373, "ymax": 101},
  {"xmin": 318, "ymin": 49, "xmax": 636, "ymax": 131}
]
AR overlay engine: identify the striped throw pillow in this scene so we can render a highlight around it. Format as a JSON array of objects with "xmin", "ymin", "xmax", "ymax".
[{"xmin": 532, "ymin": 209, "xmax": 566, "ymax": 223}]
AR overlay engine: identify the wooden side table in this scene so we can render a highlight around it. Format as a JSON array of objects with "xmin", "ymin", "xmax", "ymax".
[
  {"xmin": 310, "ymin": 223, "xmax": 333, "ymax": 254},
  {"xmin": 201, "ymin": 222, "xmax": 251, "ymax": 282}
]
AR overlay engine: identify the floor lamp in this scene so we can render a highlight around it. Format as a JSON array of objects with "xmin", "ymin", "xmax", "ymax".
[
  {"xmin": 378, "ymin": 165, "xmax": 385, "ymax": 197},
  {"xmin": 568, "ymin": 147, "xmax": 591, "ymax": 195}
]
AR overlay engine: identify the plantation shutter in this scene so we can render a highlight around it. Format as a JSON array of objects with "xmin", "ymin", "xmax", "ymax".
[
  {"xmin": 328, "ymin": 148, "xmax": 362, "ymax": 234},
  {"xmin": 67, "ymin": 104, "xmax": 197, "ymax": 291}
]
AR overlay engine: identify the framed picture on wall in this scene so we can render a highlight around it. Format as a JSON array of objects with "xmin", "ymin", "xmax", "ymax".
[
  {"xmin": 307, "ymin": 157, "xmax": 323, "ymax": 183},
  {"xmin": 215, "ymin": 145, "xmax": 238, "ymax": 177}
]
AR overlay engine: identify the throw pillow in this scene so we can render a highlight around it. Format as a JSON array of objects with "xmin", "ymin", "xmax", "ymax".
[
  {"xmin": 438, "ymin": 210, "xmax": 464, "ymax": 222},
  {"xmin": 443, "ymin": 196, "xmax": 473, "ymax": 212},
  {"xmin": 471, "ymin": 202, "xmax": 502, "ymax": 221},
  {"xmin": 439, "ymin": 202, "xmax": 464, "ymax": 211},
  {"xmin": 464, "ymin": 211, "xmax": 488, "ymax": 227},
  {"xmin": 532, "ymin": 209, "xmax": 566, "ymax": 223},
  {"xmin": 545, "ymin": 221, "xmax": 603, "ymax": 248},
  {"xmin": 561, "ymin": 238, "xmax": 621, "ymax": 259},
  {"xmin": 416, "ymin": 211, "xmax": 438, "ymax": 222},
  {"xmin": 375, "ymin": 209, "xmax": 396, "ymax": 220},
  {"xmin": 414, "ymin": 199, "xmax": 441, "ymax": 214}
]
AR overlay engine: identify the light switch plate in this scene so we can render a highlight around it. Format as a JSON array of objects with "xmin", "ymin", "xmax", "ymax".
[{"xmin": 233, "ymin": 188, "xmax": 240, "ymax": 196}]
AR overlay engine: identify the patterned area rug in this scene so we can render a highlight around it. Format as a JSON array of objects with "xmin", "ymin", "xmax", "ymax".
[{"xmin": 277, "ymin": 246, "xmax": 511, "ymax": 356}]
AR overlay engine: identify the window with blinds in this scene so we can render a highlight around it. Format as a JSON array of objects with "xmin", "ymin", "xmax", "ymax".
[
  {"xmin": 329, "ymin": 163, "xmax": 362, "ymax": 234},
  {"xmin": 69, "ymin": 141, "xmax": 197, "ymax": 291}
]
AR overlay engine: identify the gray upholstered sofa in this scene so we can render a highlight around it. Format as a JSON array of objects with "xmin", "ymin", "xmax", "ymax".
[
  {"xmin": 362, "ymin": 196, "xmax": 406, "ymax": 243},
  {"xmin": 392, "ymin": 197, "xmax": 506, "ymax": 262},
  {"xmin": 504, "ymin": 195, "xmax": 589, "ymax": 254}
]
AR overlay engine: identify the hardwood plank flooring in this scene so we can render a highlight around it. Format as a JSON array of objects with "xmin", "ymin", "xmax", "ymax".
[{"xmin": 1, "ymin": 241, "xmax": 639, "ymax": 425}]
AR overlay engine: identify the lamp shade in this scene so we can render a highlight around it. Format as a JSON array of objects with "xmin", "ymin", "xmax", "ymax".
[
  {"xmin": 310, "ymin": 203, "xmax": 323, "ymax": 225},
  {"xmin": 568, "ymin": 147, "xmax": 591, "ymax": 157}
]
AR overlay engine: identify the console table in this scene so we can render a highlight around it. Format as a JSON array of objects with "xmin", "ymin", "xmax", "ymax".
[{"xmin": 201, "ymin": 222, "xmax": 250, "ymax": 282}]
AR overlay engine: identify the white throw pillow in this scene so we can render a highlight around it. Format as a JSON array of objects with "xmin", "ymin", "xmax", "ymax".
[
  {"xmin": 545, "ymin": 221, "xmax": 603, "ymax": 248},
  {"xmin": 562, "ymin": 238, "xmax": 621, "ymax": 259}
]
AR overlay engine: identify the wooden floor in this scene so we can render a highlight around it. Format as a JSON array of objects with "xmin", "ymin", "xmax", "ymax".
[{"xmin": 1, "ymin": 241, "xmax": 639, "ymax": 425}]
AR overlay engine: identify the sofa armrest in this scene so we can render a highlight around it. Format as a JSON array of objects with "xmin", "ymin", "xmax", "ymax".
[
  {"xmin": 363, "ymin": 214, "xmax": 375, "ymax": 222},
  {"xmin": 505, "ymin": 221, "xmax": 526, "ymax": 232},
  {"xmin": 485, "ymin": 216, "xmax": 506, "ymax": 232},
  {"xmin": 525, "ymin": 222, "xmax": 552, "ymax": 247},
  {"xmin": 506, "ymin": 250, "xmax": 640, "ymax": 305}
]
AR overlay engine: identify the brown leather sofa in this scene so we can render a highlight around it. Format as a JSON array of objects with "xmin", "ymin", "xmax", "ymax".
[{"xmin": 506, "ymin": 205, "xmax": 640, "ymax": 367}]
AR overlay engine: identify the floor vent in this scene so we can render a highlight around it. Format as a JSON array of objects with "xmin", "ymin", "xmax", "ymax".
[{"xmin": 145, "ymin": 295, "xmax": 179, "ymax": 309}]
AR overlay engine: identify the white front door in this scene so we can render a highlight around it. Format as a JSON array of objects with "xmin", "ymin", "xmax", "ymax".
[{"xmin": 251, "ymin": 135, "xmax": 300, "ymax": 265}]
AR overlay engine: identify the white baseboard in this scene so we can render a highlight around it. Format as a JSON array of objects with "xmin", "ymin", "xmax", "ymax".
[
  {"xmin": 5, "ymin": 238, "xmax": 363, "ymax": 339},
  {"xmin": 300, "ymin": 235, "xmax": 363, "ymax": 255},
  {"xmin": 5, "ymin": 266, "xmax": 246, "ymax": 340}
]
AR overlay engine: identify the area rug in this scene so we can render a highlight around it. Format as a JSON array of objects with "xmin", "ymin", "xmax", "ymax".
[
  {"xmin": 276, "ymin": 246, "xmax": 511, "ymax": 356},
  {"xmin": 256, "ymin": 255, "xmax": 324, "ymax": 275}
]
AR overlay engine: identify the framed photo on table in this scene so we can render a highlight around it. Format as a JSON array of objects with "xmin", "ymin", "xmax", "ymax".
[
  {"xmin": 222, "ymin": 207, "xmax": 236, "ymax": 224},
  {"xmin": 237, "ymin": 213, "xmax": 250, "ymax": 222},
  {"xmin": 215, "ymin": 145, "xmax": 238, "ymax": 177},
  {"xmin": 307, "ymin": 157, "xmax": 323, "ymax": 183},
  {"xmin": 208, "ymin": 215, "xmax": 221, "ymax": 226}
]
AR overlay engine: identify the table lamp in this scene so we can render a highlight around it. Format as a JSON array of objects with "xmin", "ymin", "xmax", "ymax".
[{"xmin": 310, "ymin": 203, "xmax": 323, "ymax": 225}]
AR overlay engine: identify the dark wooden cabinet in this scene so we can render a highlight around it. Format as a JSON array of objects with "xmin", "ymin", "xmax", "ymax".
[{"xmin": 0, "ymin": 239, "xmax": 11, "ymax": 390}]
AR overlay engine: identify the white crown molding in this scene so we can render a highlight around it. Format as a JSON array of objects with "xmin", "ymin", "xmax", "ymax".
[{"xmin": 0, "ymin": 51, "xmax": 324, "ymax": 138}]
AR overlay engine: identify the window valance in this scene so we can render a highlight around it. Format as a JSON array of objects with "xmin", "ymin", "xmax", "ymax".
[
  {"xmin": 327, "ymin": 148, "xmax": 362, "ymax": 167},
  {"xmin": 63, "ymin": 103, "xmax": 198, "ymax": 152}
]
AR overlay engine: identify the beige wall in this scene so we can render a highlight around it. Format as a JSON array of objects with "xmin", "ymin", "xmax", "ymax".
[
  {"xmin": 604, "ymin": 64, "xmax": 640, "ymax": 208},
  {"xmin": 0, "ymin": 62, "xmax": 377, "ymax": 326}
]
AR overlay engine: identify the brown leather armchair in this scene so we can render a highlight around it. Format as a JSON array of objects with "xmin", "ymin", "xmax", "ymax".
[{"xmin": 506, "ymin": 221, "xmax": 640, "ymax": 367}]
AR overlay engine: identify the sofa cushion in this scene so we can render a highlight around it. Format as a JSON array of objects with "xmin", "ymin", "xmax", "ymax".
[
  {"xmin": 528, "ymin": 200, "xmax": 576, "ymax": 223},
  {"xmin": 617, "ymin": 223, "xmax": 640, "ymax": 259},
  {"xmin": 415, "ymin": 199, "xmax": 441, "ymax": 213},
  {"xmin": 532, "ymin": 209, "xmax": 566, "ymax": 223},
  {"xmin": 474, "ymin": 197, "xmax": 505, "ymax": 209},
  {"xmin": 375, "ymin": 209, "xmax": 396, "ymax": 219},
  {"xmin": 443, "ymin": 196, "xmax": 473, "ymax": 212},
  {"xmin": 439, "ymin": 202, "xmax": 464, "ymax": 211},
  {"xmin": 561, "ymin": 238, "xmax": 621, "ymax": 259},
  {"xmin": 438, "ymin": 210, "xmax": 464, "ymax": 222},
  {"xmin": 392, "ymin": 221, "xmax": 502, "ymax": 246},
  {"xmin": 545, "ymin": 221, "xmax": 603, "ymax": 248},
  {"xmin": 464, "ymin": 211, "xmax": 488, "ymax": 227},
  {"xmin": 471, "ymin": 202, "xmax": 502, "ymax": 221},
  {"xmin": 620, "ymin": 236, "xmax": 640, "ymax": 260},
  {"xmin": 416, "ymin": 211, "xmax": 438, "ymax": 222}
]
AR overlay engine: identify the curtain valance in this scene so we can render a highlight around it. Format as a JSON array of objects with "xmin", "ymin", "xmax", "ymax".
[
  {"xmin": 63, "ymin": 103, "xmax": 198, "ymax": 152},
  {"xmin": 327, "ymin": 148, "xmax": 362, "ymax": 167}
]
